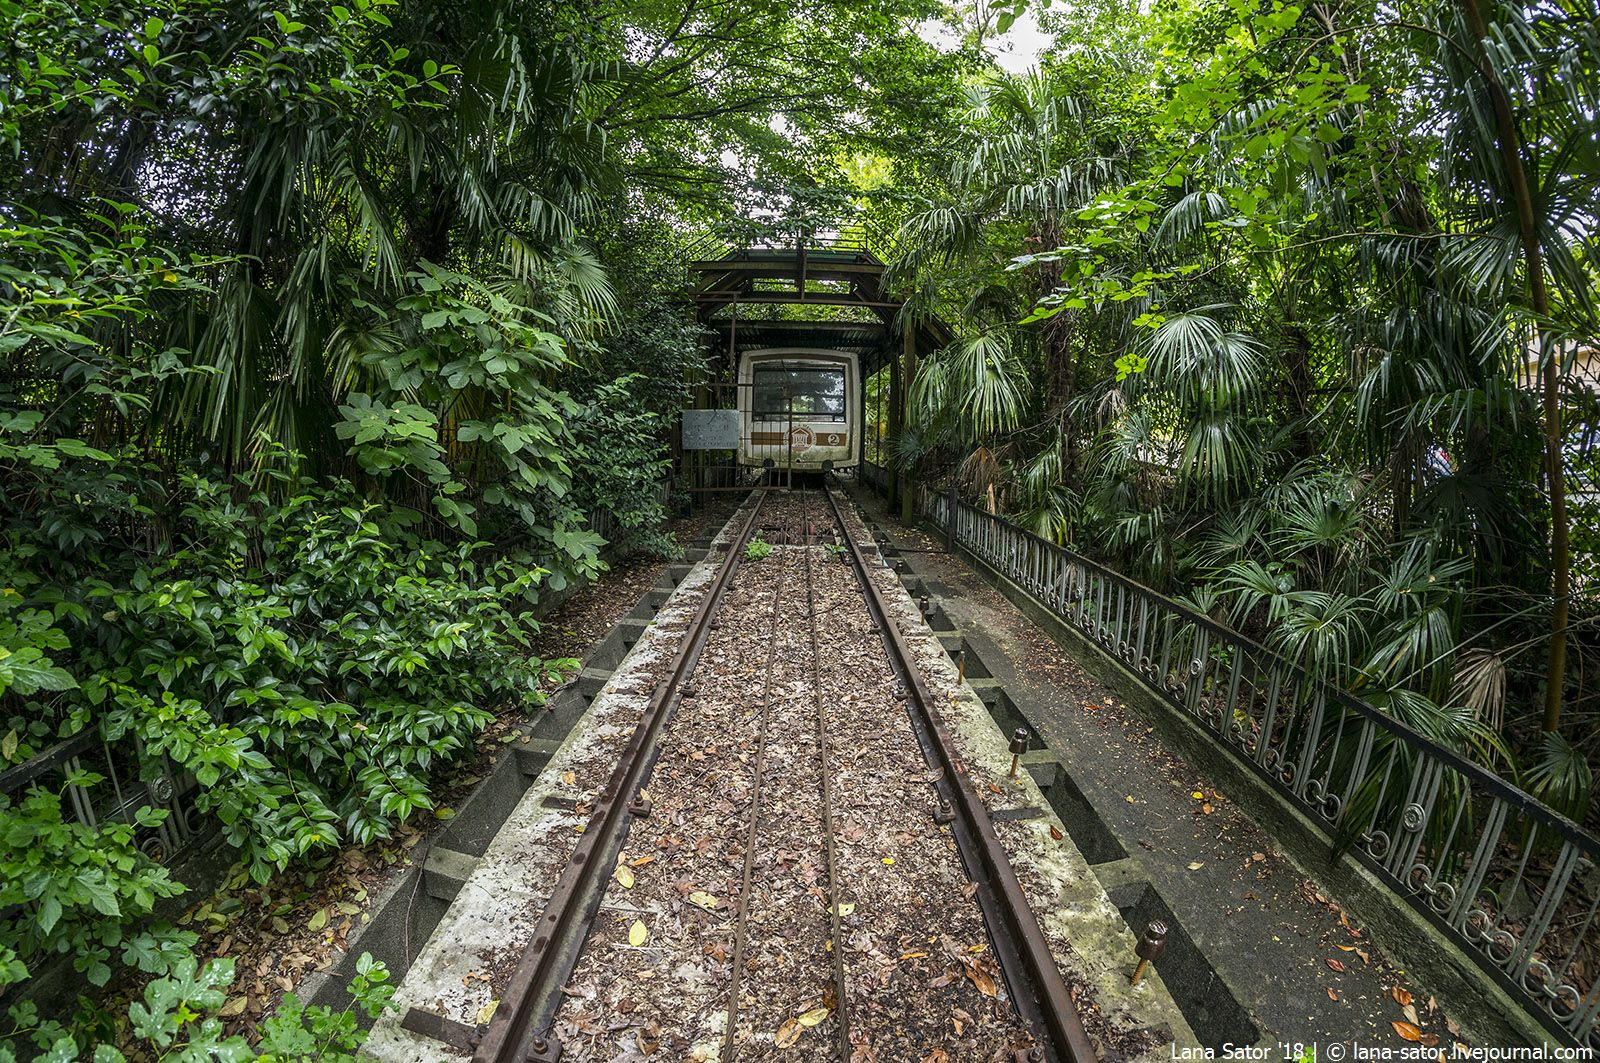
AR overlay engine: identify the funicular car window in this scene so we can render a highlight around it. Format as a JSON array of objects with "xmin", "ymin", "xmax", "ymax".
[{"xmin": 752, "ymin": 365, "xmax": 846, "ymax": 421}]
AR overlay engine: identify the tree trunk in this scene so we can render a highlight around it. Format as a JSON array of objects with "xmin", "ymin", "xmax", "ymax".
[{"xmin": 1456, "ymin": 0, "xmax": 1568, "ymax": 732}]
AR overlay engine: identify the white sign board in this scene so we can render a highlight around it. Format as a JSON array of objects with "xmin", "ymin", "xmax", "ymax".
[{"xmin": 681, "ymin": 409, "xmax": 741, "ymax": 450}]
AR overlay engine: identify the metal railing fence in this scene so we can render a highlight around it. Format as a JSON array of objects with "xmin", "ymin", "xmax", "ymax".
[
  {"xmin": 0, "ymin": 730, "xmax": 200, "ymax": 862},
  {"xmin": 858, "ymin": 460, "xmax": 889, "ymax": 496},
  {"xmin": 857, "ymin": 463, "xmax": 1600, "ymax": 1045}
]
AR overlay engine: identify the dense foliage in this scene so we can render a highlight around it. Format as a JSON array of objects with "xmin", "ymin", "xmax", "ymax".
[
  {"xmin": 873, "ymin": 0, "xmax": 1598, "ymax": 815},
  {"xmin": 2, "ymin": 0, "xmax": 1596, "ymax": 1051}
]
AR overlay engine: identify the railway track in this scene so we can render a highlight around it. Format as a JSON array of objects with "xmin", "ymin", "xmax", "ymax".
[{"xmin": 396, "ymin": 485, "xmax": 1098, "ymax": 1063}]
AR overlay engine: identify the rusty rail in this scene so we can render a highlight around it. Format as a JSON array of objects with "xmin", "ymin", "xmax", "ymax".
[
  {"xmin": 822, "ymin": 483, "xmax": 1097, "ymax": 1063},
  {"xmin": 454, "ymin": 490, "xmax": 771, "ymax": 1063}
]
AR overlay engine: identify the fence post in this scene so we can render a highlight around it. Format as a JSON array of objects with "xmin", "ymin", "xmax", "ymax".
[{"xmin": 945, "ymin": 486, "xmax": 957, "ymax": 553}]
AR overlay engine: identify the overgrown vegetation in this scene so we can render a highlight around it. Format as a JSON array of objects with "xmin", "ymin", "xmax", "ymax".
[
  {"xmin": 871, "ymin": 0, "xmax": 1598, "ymax": 816},
  {"xmin": 2, "ymin": 0, "xmax": 1595, "ymax": 1049},
  {"xmin": 745, "ymin": 534, "xmax": 774, "ymax": 563}
]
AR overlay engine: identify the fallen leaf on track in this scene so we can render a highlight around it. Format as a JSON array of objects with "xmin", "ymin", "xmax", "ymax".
[
  {"xmin": 688, "ymin": 891, "xmax": 718, "ymax": 910},
  {"xmin": 798, "ymin": 1008, "xmax": 829, "ymax": 1027},
  {"xmin": 1326, "ymin": 958, "xmax": 1346, "ymax": 973},
  {"xmin": 1393, "ymin": 1021, "xmax": 1423, "ymax": 1043},
  {"xmin": 615, "ymin": 864, "xmax": 635, "ymax": 889},
  {"xmin": 1327, "ymin": 988, "xmax": 1340, "ymax": 1002},
  {"xmin": 629, "ymin": 920, "xmax": 648, "ymax": 947},
  {"xmin": 1049, "ymin": 825, "xmax": 1064, "ymax": 840},
  {"xmin": 1392, "ymin": 985, "xmax": 1414, "ymax": 1007},
  {"xmin": 775, "ymin": 1018, "xmax": 802, "ymax": 1048},
  {"xmin": 475, "ymin": 999, "xmax": 498, "ymax": 1024},
  {"xmin": 964, "ymin": 964, "xmax": 998, "ymax": 998}
]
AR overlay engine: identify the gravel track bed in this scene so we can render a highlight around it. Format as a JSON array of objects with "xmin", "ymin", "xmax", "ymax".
[
  {"xmin": 553, "ymin": 493, "xmax": 813, "ymax": 1061},
  {"xmin": 834, "ymin": 492, "xmax": 1167, "ymax": 1058},
  {"xmin": 808, "ymin": 506, "xmax": 1032, "ymax": 1063},
  {"xmin": 551, "ymin": 490, "xmax": 1036, "ymax": 1061}
]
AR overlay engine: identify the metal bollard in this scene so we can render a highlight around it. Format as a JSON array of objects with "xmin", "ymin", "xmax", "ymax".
[{"xmin": 1130, "ymin": 920, "xmax": 1168, "ymax": 986}]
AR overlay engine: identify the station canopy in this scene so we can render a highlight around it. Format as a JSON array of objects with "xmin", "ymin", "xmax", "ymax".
[{"xmin": 688, "ymin": 234, "xmax": 952, "ymax": 378}]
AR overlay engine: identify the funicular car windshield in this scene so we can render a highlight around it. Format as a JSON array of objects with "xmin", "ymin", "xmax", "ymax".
[{"xmin": 752, "ymin": 364, "xmax": 846, "ymax": 422}]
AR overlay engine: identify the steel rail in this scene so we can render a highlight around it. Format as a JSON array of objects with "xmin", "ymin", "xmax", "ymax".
[
  {"xmin": 722, "ymin": 501, "xmax": 808, "ymax": 1063},
  {"xmin": 822, "ymin": 483, "xmax": 1098, "ymax": 1063},
  {"xmin": 466, "ymin": 490, "xmax": 771, "ymax": 1063}
]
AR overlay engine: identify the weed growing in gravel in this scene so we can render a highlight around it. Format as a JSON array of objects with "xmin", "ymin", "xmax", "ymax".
[{"xmin": 745, "ymin": 534, "xmax": 772, "ymax": 562}]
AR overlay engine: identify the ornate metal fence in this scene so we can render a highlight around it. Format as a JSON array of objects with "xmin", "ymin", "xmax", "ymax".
[
  {"xmin": 0, "ymin": 730, "xmax": 201, "ymax": 863},
  {"xmin": 857, "ymin": 464, "xmax": 1600, "ymax": 1044},
  {"xmin": 858, "ymin": 460, "xmax": 888, "ymax": 496}
]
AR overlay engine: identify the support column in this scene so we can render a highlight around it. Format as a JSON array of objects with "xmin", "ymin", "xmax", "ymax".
[
  {"xmin": 899, "ymin": 322, "xmax": 918, "ymax": 523},
  {"xmin": 887, "ymin": 342, "xmax": 902, "ymax": 509}
]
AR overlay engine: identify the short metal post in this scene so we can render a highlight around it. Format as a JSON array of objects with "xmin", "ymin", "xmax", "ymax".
[{"xmin": 1131, "ymin": 920, "xmax": 1168, "ymax": 986}]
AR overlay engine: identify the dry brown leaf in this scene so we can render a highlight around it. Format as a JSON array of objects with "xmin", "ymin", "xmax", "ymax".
[
  {"xmin": 219, "ymin": 996, "xmax": 248, "ymax": 1018},
  {"xmin": 965, "ymin": 965, "xmax": 998, "ymax": 998},
  {"xmin": 1335, "ymin": 944, "xmax": 1356, "ymax": 952},
  {"xmin": 921, "ymin": 1051, "xmax": 951, "ymax": 1063},
  {"xmin": 1392, "ymin": 985, "xmax": 1414, "ymax": 1007},
  {"xmin": 1393, "ymin": 1021, "xmax": 1423, "ymax": 1043},
  {"xmin": 1202, "ymin": 803, "xmax": 1214, "ymax": 814},
  {"xmin": 1404, "ymin": 1004, "xmax": 1420, "ymax": 1027},
  {"xmin": 775, "ymin": 1018, "xmax": 802, "ymax": 1048},
  {"xmin": 798, "ymin": 1008, "xmax": 829, "ymax": 1027},
  {"xmin": 560, "ymin": 770, "xmax": 576, "ymax": 786},
  {"xmin": 1356, "ymin": 949, "xmax": 1371, "ymax": 964},
  {"xmin": 1326, "ymin": 958, "xmax": 1346, "ymax": 973},
  {"xmin": 1327, "ymin": 988, "xmax": 1340, "ymax": 1002},
  {"xmin": 1049, "ymin": 825, "xmax": 1064, "ymax": 840},
  {"xmin": 688, "ymin": 891, "xmax": 718, "ymax": 911},
  {"xmin": 630, "ymin": 854, "xmax": 657, "ymax": 868}
]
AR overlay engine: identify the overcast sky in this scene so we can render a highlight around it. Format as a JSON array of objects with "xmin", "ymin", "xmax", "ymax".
[{"xmin": 917, "ymin": 7, "xmax": 1051, "ymax": 74}]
